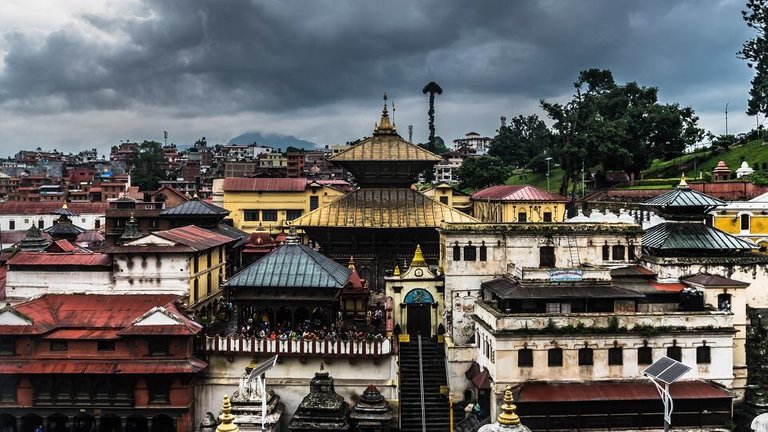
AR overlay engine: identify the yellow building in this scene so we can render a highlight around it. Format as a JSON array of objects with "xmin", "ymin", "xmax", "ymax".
[
  {"xmin": 471, "ymin": 184, "xmax": 568, "ymax": 223},
  {"xmin": 219, "ymin": 178, "xmax": 347, "ymax": 233},
  {"xmin": 420, "ymin": 182, "xmax": 472, "ymax": 214},
  {"xmin": 711, "ymin": 192, "xmax": 768, "ymax": 252}
]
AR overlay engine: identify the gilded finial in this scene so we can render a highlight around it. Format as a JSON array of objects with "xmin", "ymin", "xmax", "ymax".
[
  {"xmin": 497, "ymin": 385, "xmax": 521, "ymax": 426},
  {"xmin": 129, "ymin": 212, "xmax": 136, "ymax": 223},
  {"xmin": 374, "ymin": 93, "xmax": 396, "ymax": 134},
  {"xmin": 62, "ymin": 203, "xmax": 68, "ymax": 209},
  {"xmin": 410, "ymin": 244, "xmax": 426, "ymax": 268},
  {"xmin": 216, "ymin": 395, "xmax": 239, "ymax": 432},
  {"xmin": 320, "ymin": 361, "xmax": 325, "ymax": 371},
  {"xmin": 393, "ymin": 265, "xmax": 401, "ymax": 276},
  {"xmin": 678, "ymin": 173, "xmax": 688, "ymax": 188},
  {"xmin": 348, "ymin": 256, "xmax": 356, "ymax": 269}
]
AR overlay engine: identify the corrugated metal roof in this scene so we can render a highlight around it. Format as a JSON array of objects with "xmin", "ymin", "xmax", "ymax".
[
  {"xmin": 682, "ymin": 273, "xmax": 750, "ymax": 288},
  {"xmin": 643, "ymin": 223, "xmax": 756, "ymax": 250},
  {"xmin": 160, "ymin": 198, "xmax": 230, "ymax": 216},
  {"xmin": 291, "ymin": 187, "xmax": 478, "ymax": 228},
  {"xmin": 642, "ymin": 185, "xmax": 726, "ymax": 208},
  {"xmin": 0, "ymin": 358, "xmax": 206, "ymax": 374},
  {"xmin": 471, "ymin": 185, "xmax": 569, "ymax": 202},
  {"xmin": 226, "ymin": 243, "xmax": 351, "ymax": 289},
  {"xmin": 517, "ymin": 381, "xmax": 731, "ymax": 402},
  {"xmin": 209, "ymin": 224, "xmax": 249, "ymax": 248},
  {"xmin": 7, "ymin": 252, "xmax": 112, "ymax": 267},
  {"xmin": 44, "ymin": 221, "xmax": 86, "ymax": 236},
  {"xmin": 153, "ymin": 225, "xmax": 236, "ymax": 250},
  {"xmin": 482, "ymin": 277, "xmax": 643, "ymax": 300},
  {"xmin": 0, "ymin": 202, "xmax": 109, "ymax": 215},
  {"xmin": 330, "ymin": 135, "xmax": 441, "ymax": 163},
  {"xmin": 42, "ymin": 329, "xmax": 120, "ymax": 340},
  {"xmin": 610, "ymin": 265, "xmax": 656, "ymax": 278},
  {"xmin": 222, "ymin": 177, "xmax": 308, "ymax": 192}
]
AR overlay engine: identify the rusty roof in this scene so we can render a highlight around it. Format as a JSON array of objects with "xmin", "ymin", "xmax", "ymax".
[
  {"xmin": 0, "ymin": 202, "xmax": 108, "ymax": 215},
  {"xmin": 0, "ymin": 294, "xmax": 180, "ymax": 336},
  {"xmin": 0, "ymin": 358, "xmax": 206, "ymax": 374},
  {"xmin": 222, "ymin": 177, "xmax": 308, "ymax": 192},
  {"xmin": 159, "ymin": 198, "xmax": 230, "ymax": 216},
  {"xmin": 643, "ymin": 223, "xmax": 756, "ymax": 251},
  {"xmin": 152, "ymin": 225, "xmax": 236, "ymax": 250},
  {"xmin": 682, "ymin": 273, "xmax": 750, "ymax": 288},
  {"xmin": 330, "ymin": 134, "xmax": 442, "ymax": 163},
  {"xmin": 517, "ymin": 381, "xmax": 731, "ymax": 403},
  {"xmin": 7, "ymin": 251, "xmax": 112, "ymax": 267},
  {"xmin": 291, "ymin": 187, "xmax": 478, "ymax": 228},
  {"xmin": 471, "ymin": 185, "xmax": 569, "ymax": 202}
]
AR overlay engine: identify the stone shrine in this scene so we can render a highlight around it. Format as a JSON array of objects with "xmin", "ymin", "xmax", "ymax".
[
  {"xmin": 288, "ymin": 369, "xmax": 351, "ymax": 431},
  {"xmin": 230, "ymin": 360, "xmax": 284, "ymax": 431},
  {"xmin": 349, "ymin": 385, "xmax": 392, "ymax": 432}
]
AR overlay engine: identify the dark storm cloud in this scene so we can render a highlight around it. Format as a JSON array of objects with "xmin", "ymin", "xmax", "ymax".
[{"xmin": 0, "ymin": 0, "xmax": 748, "ymax": 118}]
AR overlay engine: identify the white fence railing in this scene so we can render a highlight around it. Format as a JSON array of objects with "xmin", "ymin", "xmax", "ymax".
[{"xmin": 202, "ymin": 336, "xmax": 393, "ymax": 357}]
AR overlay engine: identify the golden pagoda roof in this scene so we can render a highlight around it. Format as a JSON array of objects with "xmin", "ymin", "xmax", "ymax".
[
  {"xmin": 331, "ymin": 97, "xmax": 441, "ymax": 163},
  {"xmin": 291, "ymin": 187, "xmax": 478, "ymax": 228}
]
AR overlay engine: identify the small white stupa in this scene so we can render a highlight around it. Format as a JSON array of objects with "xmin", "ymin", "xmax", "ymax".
[{"xmin": 737, "ymin": 160, "xmax": 755, "ymax": 178}]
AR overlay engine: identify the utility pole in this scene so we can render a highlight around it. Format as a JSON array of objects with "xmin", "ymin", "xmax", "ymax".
[
  {"xmin": 725, "ymin": 102, "xmax": 729, "ymax": 137},
  {"xmin": 545, "ymin": 157, "xmax": 553, "ymax": 191}
]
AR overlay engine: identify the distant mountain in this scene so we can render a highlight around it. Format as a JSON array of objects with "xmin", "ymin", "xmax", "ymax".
[{"xmin": 228, "ymin": 132, "xmax": 318, "ymax": 151}]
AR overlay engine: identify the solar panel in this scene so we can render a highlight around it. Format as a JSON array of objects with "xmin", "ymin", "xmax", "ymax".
[{"xmin": 644, "ymin": 356, "xmax": 691, "ymax": 384}]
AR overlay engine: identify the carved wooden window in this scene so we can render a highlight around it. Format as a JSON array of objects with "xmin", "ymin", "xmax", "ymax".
[
  {"xmin": 578, "ymin": 348, "xmax": 593, "ymax": 366},
  {"xmin": 548, "ymin": 347, "xmax": 563, "ymax": 367},
  {"xmin": 518, "ymin": 348, "xmax": 533, "ymax": 367}
]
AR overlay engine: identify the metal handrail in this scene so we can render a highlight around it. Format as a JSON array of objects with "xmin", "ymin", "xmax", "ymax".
[{"xmin": 418, "ymin": 334, "xmax": 426, "ymax": 432}]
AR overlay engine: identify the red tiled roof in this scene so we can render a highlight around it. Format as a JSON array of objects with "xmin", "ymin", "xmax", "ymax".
[
  {"xmin": 651, "ymin": 282, "xmax": 686, "ymax": 292},
  {"xmin": 47, "ymin": 239, "xmax": 78, "ymax": 253},
  {"xmin": 0, "ymin": 266, "xmax": 5, "ymax": 300},
  {"xmin": 471, "ymin": 185, "xmax": 568, "ymax": 202},
  {"xmin": 517, "ymin": 381, "xmax": 731, "ymax": 403},
  {"xmin": 42, "ymin": 329, "xmax": 120, "ymax": 340},
  {"xmin": 0, "ymin": 358, "xmax": 207, "ymax": 374},
  {"xmin": 7, "ymin": 252, "xmax": 111, "ymax": 267},
  {"xmin": 0, "ymin": 202, "xmax": 108, "ymax": 215},
  {"xmin": 153, "ymin": 225, "xmax": 236, "ymax": 250},
  {"xmin": 0, "ymin": 294, "xmax": 181, "ymax": 336},
  {"xmin": 223, "ymin": 177, "xmax": 308, "ymax": 192},
  {"xmin": 118, "ymin": 303, "xmax": 202, "ymax": 336},
  {"xmin": 682, "ymin": 274, "xmax": 750, "ymax": 288}
]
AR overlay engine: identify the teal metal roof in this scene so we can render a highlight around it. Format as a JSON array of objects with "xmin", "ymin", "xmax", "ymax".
[
  {"xmin": 642, "ymin": 186, "xmax": 726, "ymax": 209},
  {"xmin": 160, "ymin": 199, "xmax": 230, "ymax": 216},
  {"xmin": 643, "ymin": 223, "xmax": 756, "ymax": 251},
  {"xmin": 225, "ymin": 243, "xmax": 351, "ymax": 289}
]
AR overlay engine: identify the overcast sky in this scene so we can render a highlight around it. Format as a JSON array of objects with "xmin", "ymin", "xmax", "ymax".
[{"xmin": 0, "ymin": 0, "xmax": 758, "ymax": 157}]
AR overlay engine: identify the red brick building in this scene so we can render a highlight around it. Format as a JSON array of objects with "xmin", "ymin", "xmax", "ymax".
[{"xmin": 0, "ymin": 294, "xmax": 205, "ymax": 432}]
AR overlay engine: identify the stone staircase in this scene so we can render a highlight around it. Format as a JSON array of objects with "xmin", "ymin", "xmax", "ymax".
[{"xmin": 399, "ymin": 337, "xmax": 451, "ymax": 431}]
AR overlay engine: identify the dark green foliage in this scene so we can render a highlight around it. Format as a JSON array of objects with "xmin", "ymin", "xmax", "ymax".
[
  {"xmin": 541, "ymin": 69, "xmax": 703, "ymax": 195},
  {"xmin": 422, "ymin": 81, "xmax": 443, "ymax": 153},
  {"xmin": 740, "ymin": 0, "xmax": 768, "ymax": 116},
  {"xmin": 489, "ymin": 114, "xmax": 554, "ymax": 169},
  {"xmin": 129, "ymin": 141, "xmax": 166, "ymax": 192},
  {"xmin": 456, "ymin": 156, "xmax": 509, "ymax": 190}
]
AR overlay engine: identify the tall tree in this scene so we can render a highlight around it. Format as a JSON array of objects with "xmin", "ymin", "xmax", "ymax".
[
  {"xmin": 541, "ymin": 69, "xmax": 703, "ymax": 196},
  {"xmin": 456, "ymin": 156, "xmax": 509, "ymax": 190},
  {"xmin": 422, "ymin": 81, "xmax": 443, "ymax": 153},
  {"xmin": 740, "ymin": 0, "xmax": 768, "ymax": 116},
  {"xmin": 488, "ymin": 114, "xmax": 554, "ymax": 168},
  {"xmin": 129, "ymin": 140, "xmax": 166, "ymax": 191}
]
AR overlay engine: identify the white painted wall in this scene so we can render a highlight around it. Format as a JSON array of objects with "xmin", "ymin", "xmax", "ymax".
[
  {"xmin": 0, "ymin": 213, "xmax": 104, "ymax": 231},
  {"xmin": 6, "ymin": 269, "xmax": 112, "ymax": 299},
  {"xmin": 111, "ymin": 253, "xmax": 190, "ymax": 295},
  {"xmin": 195, "ymin": 355, "xmax": 398, "ymax": 431}
]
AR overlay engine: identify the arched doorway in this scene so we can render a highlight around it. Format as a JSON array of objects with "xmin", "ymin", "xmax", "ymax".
[
  {"xmin": 125, "ymin": 417, "xmax": 147, "ymax": 432},
  {"xmin": 21, "ymin": 415, "xmax": 42, "ymax": 432},
  {"xmin": 404, "ymin": 288, "xmax": 435, "ymax": 338},
  {"xmin": 150, "ymin": 415, "xmax": 174, "ymax": 432},
  {"xmin": 100, "ymin": 415, "xmax": 121, "ymax": 432},
  {"xmin": 72, "ymin": 414, "xmax": 94, "ymax": 432},
  {"xmin": 47, "ymin": 414, "xmax": 67, "ymax": 432},
  {"xmin": 1, "ymin": 414, "xmax": 17, "ymax": 432}
]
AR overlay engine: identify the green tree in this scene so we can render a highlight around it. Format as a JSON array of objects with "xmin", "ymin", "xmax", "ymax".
[
  {"xmin": 541, "ymin": 69, "xmax": 703, "ymax": 195},
  {"xmin": 488, "ymin": 114, "xmax": 554, "ymax": 168},
  {"xmin": 129, "ymin": 140, "xmax": 166, "ymax": 191},
  {"xmin": 456, "ymin": 156, "xmax": 509, "ymax": 190},
  {"xmin": 422, "ymin": 81, "xmax": 443, "ymax": 153},
  {"xmin": 740, "ymin": 0, "xmax": 768, "ymax": 116}
]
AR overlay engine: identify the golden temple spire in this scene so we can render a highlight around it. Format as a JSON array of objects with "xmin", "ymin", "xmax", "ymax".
[
  {"xmin": 129, "ymin": 212, "xmax": 136, "ymax": 223},
  {"xmin": 393, "ymin": 264, "xmax": 401, "ymax": 276},
  {"xmin": 410, "ymin": 244, "xmax": 426, "ymax": 268},
  {"xmin": 62, "ymin": 202, "xmax": 68, "ymax": 209},
  {"xmin": 678, "ymin": 173, "xmax": 688, "ymax": 188},
  {"xmin": 497, "ymin": 386, "xmax": 521, "ymax": 426},
  {"xmin": 374, "ymin": 93, "xmax": 396, "ymax": 135},
  {"xmin": 348, "ymin": 256, "xmax": 356, "ymax": 270},
  {"xmin": 216, "ymin": 395, "xmax": 239, "ymax": 432}
]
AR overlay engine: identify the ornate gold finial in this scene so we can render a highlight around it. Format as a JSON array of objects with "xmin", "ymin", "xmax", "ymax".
[
  {"xmin": 497, "ymin": 385, "xmax": 521, "ymax": 426},
  {"xmin": 393, "ymin": 265, "xmax": 401, "ymax": 276},
  {"xmin": 320, "ymin": 361, "xmax": 325, "ymax": 371},
  {"xmin": 374, "ymin": 93, "xmax": 396, "ymax": 134},
  {"xmin": 62, "ymin": 203, "xmax": 68, "ymax": 209},
  {"xmin": 216, "ymin": 395, "xmax": 239, "ymax": 432},
  {"xmin": 129, "ymin": 212, "xmax": 136, "ymax": 223},
  {"xmin": 410, "ymin": 244, "xmax": 426, "ymax": 268},
  {"xmin": 348, "ymin": 256, "xmax": 356, "ymax": 269},
  {"xmin": 679, "ymin": 173, "xmax": 688, "ymax": 188}
]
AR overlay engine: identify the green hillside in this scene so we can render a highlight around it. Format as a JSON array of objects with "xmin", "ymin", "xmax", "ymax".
[
  {"xmin": 506, "ymin": 168, "xmax": 565, "ymax": 192},
  {"xmin": 643, "ymin": 139, "xmax": 768, "ymax": 180}
]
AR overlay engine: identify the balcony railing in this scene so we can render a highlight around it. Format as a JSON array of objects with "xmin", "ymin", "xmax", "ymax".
[
  {"xmin": 475, "ymin": 300, "xmax": 732, "ymax": 333},
  {"xmin": 201, "ymin": 336, "xmax": 393, "ymax": 358}
]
